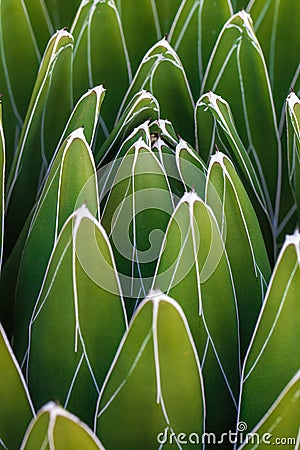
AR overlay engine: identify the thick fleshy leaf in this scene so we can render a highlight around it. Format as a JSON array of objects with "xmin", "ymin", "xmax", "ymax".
[
  {"xmin": 95, "ymin": 90, "xmax": 160, "ymax": 165},
  {"xmin": 175, "ymin": 138, "xmax": 207, "ymax": 198},
  {"xmin": 14, "ymin": 128, "xmax": 99, "ymax": 364},
  {"xmin": 196, "ymin": 92, "xmax": 276, "ymax": 261},
  {"xmin": 45, "ymin": 0, "xmax": 81, "ymax": 28},
  {"xmin": 117, "ymin": 39, "xmax": 195, "ymax": 145},
  {"xmin": 206, "ymin": 152, "xmax": 271, "ymax": 357},
  {"xmin": 237, "ymin": 372, "xmax": 300, "ymax": 449},
  {"xmin": 248, "ymin": 0, "xmax": 300, "ymax": 117},
  {"xmin": 0, "ymin": 323, "xmax": 34, "ymax": 450},
  {"xmin": 154, "ymin": 0, "xmax": 182, "ymax": 35},
  {"xmin": 21, "ymin": 402, "xmax": 105, "ymax": 450},
  {"xmin": 5, "ymin": 30, "xmax": 73, "ymax": 255},
  {"xmin": 95, "ymin": 292, "xmax": 205, "ymax": 450},
  {"xmin": 0, "ymin": 0, "xmax": 39, "ymax": 169},
  {"xmin": 115, "ymin": 0, "xmax": 161, "ymax": 73},
  {"xmin": 101, "ymin": 138, "xmax": 174, "ymax": 314},
  {"xmin": 59, "ymin": 85, "xmax": 106, "ymax": 149},
  {"xmin": 239, "ymin": 230, "xmax": 300, "ymax": 431},
  {"xmin": 72, "ymin": 0, "xmax": 131, "ymax": 141},
  {"xmin": 25, "ymin": 206, "xmax": 127, "ymax": 427},
  {"xmin": 201, "ymin": 11, "xmax": 281, "ymax": 228},
  {"xmin": 0, "ymin": 103, "xmax": 4, "ymax": 270},
  {"xmin": 152, "ymin": 192, "xmax": 240, "ymax": 437},
  {"xmin": 169, "ymin": 0, "xmax": 232, "ymax": 97},
  {"xmin": 286, "ymin": 92, "xmax": 300, "ymax": 222}
]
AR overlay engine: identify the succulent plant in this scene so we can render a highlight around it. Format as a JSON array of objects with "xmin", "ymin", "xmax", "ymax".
[{"xmin": 0, "ymin": 0, "xmax": 299, "ymax": 449}]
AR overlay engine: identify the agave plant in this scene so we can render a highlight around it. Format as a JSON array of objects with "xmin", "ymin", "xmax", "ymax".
[{"xmin": 0, "ymin": 0, "xmax": 299, "ymax": 449}]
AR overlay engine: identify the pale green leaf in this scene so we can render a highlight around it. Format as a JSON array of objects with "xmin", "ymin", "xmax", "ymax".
[
  {"xmin": 72, "ymin": 0, "xmax": 131, "ymax": 141},
  {"xmin": 0, "ymin": 323, "xmax": 34, "ymax": 450},
  {"xmin": 14, "ymin": 128, "xmax": 99, "ymax": 363},
  {"xmin": 25, "ymin": 206, "xmax": 127, "ymax": 427},
  {"xmin": 152, "ymin": 191, "xmax": 240, "ymax": 436},
  {"xmin": 95, "ymin": 90, "xmax": 160, "ymax": 165},
  {"xmin": 95, "ymin": 292, "xmax": 204, "ymax": 450},
  {"xmin": 286, "ymin": 92, "xmax": 300, "ymax": 222},
  {"xmin": 206, "ymin": 152, "xmax": 271, "ymax": 357},
  {"xmin": 5, "ymin": 30, "xmax": 73, "ymax": 255},
  {"xmin": 117, "ymin": 39, "xmax": 195, "ymax": 145},
  {"xmin": 238, "ymin": 372, "xmax": 300, "ymax": 449},
  {"xmin": 239, "ymin": 230, "xmax": 300, "ymax": 431},
  {"xmin": 169, "ymin": 0, "xmax": 232, "ymax": 97},
  {"xmin": 21, "ymin": 402, "xmax": 105, "ymax": 450},
  {"xmin": 201, "ymin": 11, "xmax": 281, "ymax": 229}
]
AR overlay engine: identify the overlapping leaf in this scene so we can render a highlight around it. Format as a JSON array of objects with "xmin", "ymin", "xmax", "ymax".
[
  {"xmin": 95, "ymin": 292, "xmax": 204, "ymax": 450},
  {"xmin": 117, "ymin": 39, "xmax": 195, "ymax": 145},
  {"xmin": 201, "ymin": 11, "xmax": 281, "ymax": 229},
  {"xmin": 20, "ymin": 402, "xmax": 105, "ymax": 450},
  {"xmin": 0, "ymin": 0, "xmax": 47, "ymax": 168},
  {"xmin": 101, "ymin": 137, "xmax": 174, "ymax": 314},
  {"xmin": 237, "ymin": 372, "xmax": 300, "ymax": 449},
  {"xmin": 5, "ymin": 30, "xmax": 73, "ymax": 255},
  {"xmin": 206, "ymin": 152, "xmax": 271, "ymax": 357},
  {"xmin": 45, "ymin": 0, "xmax": 81, "ymax": 29},
  {"xmin": 72, "ymin": 0, "xmax": 131, "ymax": 142},
  {"xmin": 286, "ymin": 92, "xmax": 300, "ymax": 222},
  {"xmin": 152, "ymin": 192, "xmax": 240, "ymax": 437},
  {"xmin": 0, "ymin": 324, "xmax": 34, "ymax": 450},
  {"xmin": 239, "ymin": 230, "xmax": 300, "ymax": 431},
  {"xmin": 14, "ymin": 128, "xmax": 99, "ymax": 363},
  {"xmin": 25, "ymin": 206, "xmax": 127, "ymax": 427},
  {"xmin": 95, "ymin": 90, "xmax": 160, "ymax": 165},
  {"xmin": 115, "ymin": 0, "xmax": 161, "ymax": 73},
  {"xmin": 248, "ymin": 0, "xmax": 300, "ymax": 117},
  {"xmin": 169, "ymin": 0, "xmax": 232, "ymax": 97}
]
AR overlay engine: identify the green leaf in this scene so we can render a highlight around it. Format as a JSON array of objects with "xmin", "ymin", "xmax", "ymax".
[
  {"xmin": 115, "ymin": 0, "xmax": 161, "ymax": 73},
  {"xmin": 0, "ymin": 0, "xmax": 39, "ymax": 169},
  {"xmin": 25, "ymin": 206, "xmax": 127, "ymax": 427},
  {"xmin": 95, "ymin": 292, "xmax": 204, "ymax": 450},
  {"xmin": 237, "ymin": 371, "xmax": 300, "ymax": 449},
  {"xmin": 154, "ymin": 0, "xmax": 182, "ymax": 35},
  {"xmin": 286, "ymin": 92, "xmax": 300, "ymax": 222},
  {"xmin": 95, "ymin": 90, "xmax": 160, "ymax": 165},
  {"xmin": 14, "ymin": 128, "xmax": 99, "ymax": 364},
  {"xmin": 5, "ymin": 29, "xmax": 73, "ymax": 256},
  {"xmin": 101, "ymin": 138, "xmax": 174, "ymax": 314},
  {"xmin": 169, "ymin": 0, "xmax": 232, "ymax": 97},
  {"xmin": 175, "ymin": 138, "xmax": 207, "ymax": 198},
  {"xmin": 45, "ymin": 0, "xmax": 82, "ymax": 28},
  {"xmin": 117, "ymin": 39, "xmax": 195, "ymax": 145},
  {"xmin": 206, "ymin": 152, "xmax": 271, "ymax": 357},
  {"xmin": 0, "ymin": 103, "xmax": 4, "ymax": 270},
  {"xmin": 201, "ymin": 11, "xmax": 281, "ymax": 228},
  {"xmin": 0, "ymin": 323, "xmax": 34, "ymax": 450},
  {"xmin": 72, "ymin": 0, "xmax": 131, "ymax": 140},
  {"xmin": 23, "ymin": 0, "xmax": 53, "ymax": 54},
  {"xmin": 21, "ymin": 402, "xmax": 105, "ymax": 450},
  {"xmin": 152, "ymin": 192, "xmax": 240, "ymax": 436},
  {"xmin": 248, "ymin": 0, "xmax": 300, "ymax": 117},
  {"xmin": 196, "ymin": 92, "xmax": 276, "ymax": 262},
  {"xmin": 239, "ymin": 230, "xmax": 300, "ymax": 431},
  {"xmin": 60, "ymin": 85, "xmax": 106, "ymax": 148}
]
